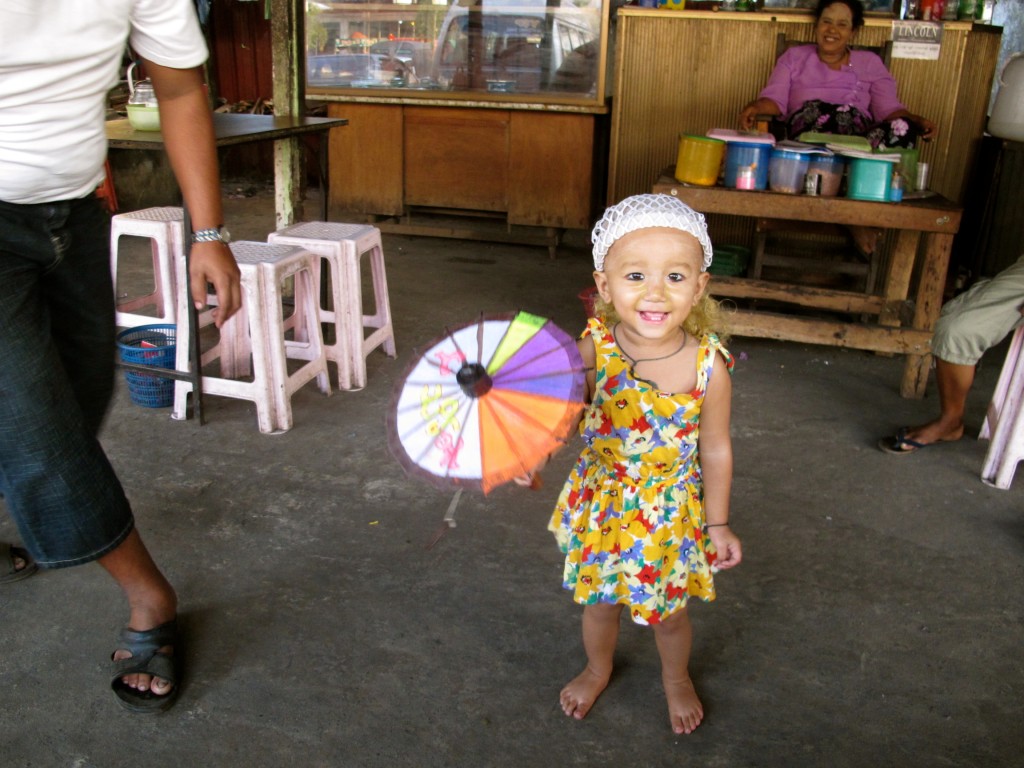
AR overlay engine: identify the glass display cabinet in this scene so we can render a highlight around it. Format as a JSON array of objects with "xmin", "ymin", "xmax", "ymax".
[
  {"xmin": 306, "ymin": 0, "xmax": 608, "ymax": 107},
  {"xmin": 307, "ymin": 0, "xmax": 612, "ymax": 241}
]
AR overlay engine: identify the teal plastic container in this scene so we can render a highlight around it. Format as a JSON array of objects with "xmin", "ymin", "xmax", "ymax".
[{"xmin": 846, "ymin": 156, "xmax": 899, "ymax": 202}]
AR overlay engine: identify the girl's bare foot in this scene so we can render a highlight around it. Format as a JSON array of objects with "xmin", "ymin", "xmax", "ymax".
[
  {"xmin": 560, "ymin": 666, "xmax": 611, "ymax": 720},
  {"xmin": 664, "ymin": 674, "xmax": 704, "ymax": 734}
]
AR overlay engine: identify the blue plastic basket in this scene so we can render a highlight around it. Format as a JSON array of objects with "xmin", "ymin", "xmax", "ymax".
[{"xmin": 116, "ymin": 324, "xmax": 176, "ymax": 408}]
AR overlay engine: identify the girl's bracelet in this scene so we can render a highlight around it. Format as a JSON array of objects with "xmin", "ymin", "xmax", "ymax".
[{"xmin": 707, "ymin": 522, "xmax": 729, "ymax": 528}]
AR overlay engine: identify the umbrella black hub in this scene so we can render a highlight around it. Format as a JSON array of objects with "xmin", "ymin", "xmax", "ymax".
[{"xmin": 456, "ymin": 362, "xmax": 492, "ymax": 398}]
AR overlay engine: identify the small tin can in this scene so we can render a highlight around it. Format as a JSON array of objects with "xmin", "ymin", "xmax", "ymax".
[
  {"xmin": 915, "ymin": 162, "xmax": 930, "ymax": 191},
  {"xmin": 804, "ymin": 172, "xmax": 821, "ymax": 196}
]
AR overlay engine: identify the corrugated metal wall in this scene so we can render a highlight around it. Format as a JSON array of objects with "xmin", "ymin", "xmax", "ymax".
[
  {"xmin": 210, "ymin": 1, "xmax": 274, "ymax": 105},
  {"xmin": 209, "ymin": 1, "xmax": 275, "ymax": 178}
]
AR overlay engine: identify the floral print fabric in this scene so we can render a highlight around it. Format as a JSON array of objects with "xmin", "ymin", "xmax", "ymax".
[
  {"xmin": 548, "ymin": 318, "xmax": 733, "ymax": 625},
  {"xmin": 785, "ymin": 98, "xmax": 922, "ymax": 149}
]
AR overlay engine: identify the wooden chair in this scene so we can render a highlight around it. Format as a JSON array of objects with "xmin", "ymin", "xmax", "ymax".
[{"xmin": 750, "ymin": 36, "xmax": 894, "ymax": 293}]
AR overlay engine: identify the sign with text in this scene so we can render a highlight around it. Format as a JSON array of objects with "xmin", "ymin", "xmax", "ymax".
[{"xmin": 891, "ymin": 21, "xmax": 943, "ymax": 60}]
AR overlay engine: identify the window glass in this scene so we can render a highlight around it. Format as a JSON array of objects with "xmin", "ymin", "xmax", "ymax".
[{"xmin": 305, "ymin": 0, "xmax": 605, "ymax": 101}]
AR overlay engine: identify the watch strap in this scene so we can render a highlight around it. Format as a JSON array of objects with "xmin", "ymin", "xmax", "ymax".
[{"xmin": 191, "ymin": 227, "xmax": 229, "ymax": 244}]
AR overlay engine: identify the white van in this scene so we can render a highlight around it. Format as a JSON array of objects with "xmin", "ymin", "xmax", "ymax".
[{"xmin": 430, "ymin": 0, "xmax": 600, "ymax": 95}]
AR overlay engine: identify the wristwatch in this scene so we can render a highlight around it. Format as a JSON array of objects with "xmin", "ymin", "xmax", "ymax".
[{"xmin": 191, "ymin": 226, "xmax": 231, "ymax": 244}]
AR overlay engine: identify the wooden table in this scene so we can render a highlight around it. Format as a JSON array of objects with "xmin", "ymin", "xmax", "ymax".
[
  {"xmin": 106, "ymin": 113, "xmax": 348, "ymax": 225},
  {"xmin": 652, "ymin": 173, "xmax": 964, "ymax": 398},
  {"xmin": 107, "ymin": 113, "xmax": 348, "ymax": 423}
]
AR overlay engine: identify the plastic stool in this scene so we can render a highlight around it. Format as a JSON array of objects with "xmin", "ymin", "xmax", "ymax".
[
  {"xmin": 268, "ymin": 221, "xmax": 396, "ymax": 390},
  {"xmin": 172, "ymin": 241, "xmax": 331, "ymax": 433},
  {"xmin": 979, "ymin": 325, "xmax": 1024, "ymax": 489},
  {"xmin": 110, "ymin": 207, "xmax": 184, "ymax": 329}
]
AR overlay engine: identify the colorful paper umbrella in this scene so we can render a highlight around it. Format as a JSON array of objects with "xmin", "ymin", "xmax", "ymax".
[{"xmin": 390, "ymin": 311, "xmax": 587, "ymax": 494}]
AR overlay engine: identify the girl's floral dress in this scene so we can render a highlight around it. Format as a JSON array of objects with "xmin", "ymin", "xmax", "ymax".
[{"xmin": 548, "ymin": 318, "xmax": 733, "ymax": 626}]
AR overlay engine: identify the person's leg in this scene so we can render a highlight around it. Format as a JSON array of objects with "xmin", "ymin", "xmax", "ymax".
[
  {"xmin": 102, "ymin": 529, "xmax": 178, "ymax": 695},
  {"xmin": 0, "ymin": 198, "xmax": 177, "ymax": 699},
  {"xmin": 899, "ymin": 358, "xmax": 975, "ymax": 445},
  {"xmin": 653, "ymin": 607, "xmax": 703, "ymax": 735},
  {"xmin": 560, "ymin": 602, "xmax": 622, "ymax": 720},
  {"xmin": 893, "ymin": 256, "xmax": 1024, "ymax": 449},
  {"xmin": 0, "ymin": 542, "xmax": 37, "ymax": 582}
]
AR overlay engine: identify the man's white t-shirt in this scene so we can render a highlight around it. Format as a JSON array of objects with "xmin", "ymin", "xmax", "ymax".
[{"xmin": 0, "ymin": 0, "xmax": 208, "ymax": 204}]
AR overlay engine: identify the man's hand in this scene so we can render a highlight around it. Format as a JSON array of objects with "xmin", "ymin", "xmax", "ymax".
[{"xmin": 190, "ymin": 240, "xmax": 240, "ymax": 327}]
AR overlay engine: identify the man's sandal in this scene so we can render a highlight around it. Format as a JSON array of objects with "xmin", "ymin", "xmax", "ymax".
[
  {"xmin": 110, "ymin": 619, "xmax": 181, "ymax": 714},
  {"xmin": 0, "ymin": 542, "xmax": 38, "ymax": 584},
  {"xmin": 877, "ymin": 427, "xmax": 929, "ymax": 455}
]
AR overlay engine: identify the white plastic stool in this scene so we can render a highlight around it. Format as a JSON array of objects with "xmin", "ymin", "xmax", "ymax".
[
  {"xmin": 978, "ymin": 324, "xmax": 1024, "ymax": 489},
  {"xmin": 268, "ymin": 221, "xmax": 396, "ymax": 390},
  {"xmin": 110, "ymin": 207, "xmax": 184, "ymax": 329},
  {"xmin": 172, "ymin": 241, "xmax": 331, "ymax": 433}
]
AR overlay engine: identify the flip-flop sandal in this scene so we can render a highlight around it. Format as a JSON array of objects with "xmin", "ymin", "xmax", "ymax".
[
  {"xmin": 110, "ymin": 618, "xmax": 181, "ymax": 714},
  {"xmin": 877, "ymin": 427, "xmax": 929, "ymax": 455},
  {"xmin": 0, "ymin": 542, "xmax": 38, "ymax": 584}
]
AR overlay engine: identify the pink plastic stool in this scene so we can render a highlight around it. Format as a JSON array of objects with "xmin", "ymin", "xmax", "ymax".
[
  {"xmin": 268, "ymin": 221, "xmax": 396, "ymax": 390},
  {"xmin": 110, "ymin": 207, "xmax": 184, "ymax": 329},
  {"xmin": 978, "ymin": 324, "xmax": 1024, "ymax": 489},
  {"xmin": 172, "ymin": 241, "xmax": 331, "ymax": 433}
]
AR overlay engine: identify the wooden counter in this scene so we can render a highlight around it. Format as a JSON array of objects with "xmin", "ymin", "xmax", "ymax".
[
  {"xmin": 653, "ymin": 173, "xmax": 963, "ymax": 398},
  {"xmin": 322, "ymin": 102, "xmax": 602, "ymax": 254}
]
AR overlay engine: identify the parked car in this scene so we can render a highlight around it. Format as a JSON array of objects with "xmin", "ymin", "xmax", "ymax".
[
  {"xmin": 307, "ymin": 53, "xmax": 387, "ymax": 86},
  {"xmin": 369, "ymin": 40, "xmax": 434, "ymax": 77},
  {"xmin": 430, "ymin": 1, "xmax": 599, "ymax": 93}
]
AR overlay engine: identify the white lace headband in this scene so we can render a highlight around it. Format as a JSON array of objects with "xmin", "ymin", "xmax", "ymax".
[{"xmin": 592, "ymin": 194, "xmax": 714, "ymax": 272}]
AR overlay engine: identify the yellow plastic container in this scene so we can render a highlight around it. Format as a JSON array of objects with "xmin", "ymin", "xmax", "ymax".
[
  {"xmin": 660, "ymin": 0, "xmax": 686, "ymax": 8},
  {"xmin": 675, "ymin": 134, "xmax": 725, "ymax": 187}
]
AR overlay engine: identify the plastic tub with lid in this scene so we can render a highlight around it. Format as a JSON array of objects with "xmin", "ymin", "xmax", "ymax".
[
  {"xmin": 675, "ymin": 134, "xmax": 725, "ymax": 187},
  {"xmin": 808, "ymin": 154, "xmax": 845, "ymax": 196},
  {"xmin": 768, "ymin": 148, "xmax": 810, "ymax": 194},
  {"xmin": 845, "ymin": 153, "xmax": 900, "ymax": 202},
  {"xmin": 707, "ymin": 129, "xmax": 775, "ymax": 190}
]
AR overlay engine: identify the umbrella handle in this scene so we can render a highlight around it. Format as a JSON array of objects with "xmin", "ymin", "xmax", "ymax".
[{"xmin": 513, "ymin": 471, "xmax": 544, "ymax": 490}]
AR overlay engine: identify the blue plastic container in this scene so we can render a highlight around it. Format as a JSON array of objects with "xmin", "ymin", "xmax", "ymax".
[{"xmin": 723, "ymin": 141, "xmax": 772, "ymax": 190}]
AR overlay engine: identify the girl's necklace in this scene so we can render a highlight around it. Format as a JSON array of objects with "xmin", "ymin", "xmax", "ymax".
[{"xmin": 613, "ymin": 325, "xmax": 688, "ymax": 366}]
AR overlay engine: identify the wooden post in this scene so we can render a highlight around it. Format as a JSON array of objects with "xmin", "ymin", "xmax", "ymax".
[{"xmin": 271, "ymin": 0, "xmax": 305, "ymax": 229}]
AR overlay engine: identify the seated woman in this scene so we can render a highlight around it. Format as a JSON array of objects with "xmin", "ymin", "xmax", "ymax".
[{"xmin": 738, "ymin": 0, "xmax": 936, "ymax": 150}]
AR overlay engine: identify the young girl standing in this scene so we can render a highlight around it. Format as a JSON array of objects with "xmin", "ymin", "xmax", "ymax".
[{"xmin": 548, "ymin": 194, "xmax": 742, "ymax": 734}]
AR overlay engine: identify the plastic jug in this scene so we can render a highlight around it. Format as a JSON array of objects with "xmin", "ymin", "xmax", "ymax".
[{"xmin": 988, "ymin": 53, "xmax": 1024, "ymax": 142}]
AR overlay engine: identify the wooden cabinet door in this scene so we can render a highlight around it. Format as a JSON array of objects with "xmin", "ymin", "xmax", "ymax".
[
  {"xmin": 508, "ymin": 111, "xmax": 593, "ymax": 229},
  {"xmin": 403, "ymin": 107, "xmax": 510, "ymax": 212},
  {"xmin": 327, "ymin": 103, "xmax": 403, "ymax": 216}
]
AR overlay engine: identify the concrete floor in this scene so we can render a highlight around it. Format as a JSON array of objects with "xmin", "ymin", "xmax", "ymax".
[{"xmin": 2, "ymin": 188, "xmax": 1022, "ymax": 767}]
